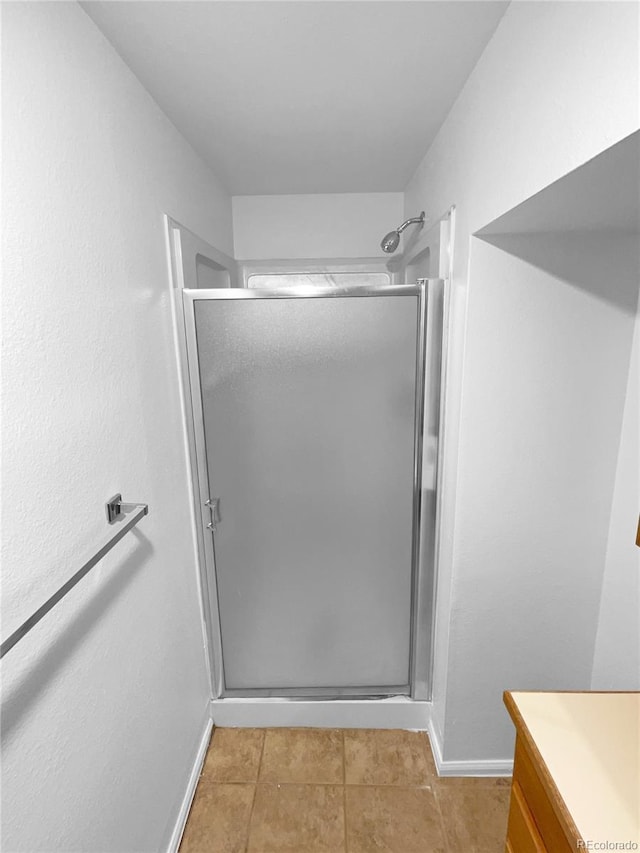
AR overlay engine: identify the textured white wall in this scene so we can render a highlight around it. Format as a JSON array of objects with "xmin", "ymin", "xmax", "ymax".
[
  {"xmin": 232, "ymin": 192, "xmax": 404, "ymax": 260},
  {"xmin": 447, "ymin": 234, "xmax": 639, "ymax": 760},
  {"xmin": 1, "ymin": 3, "xmax": 232, "ymax": 851},
  {"xmin": 592, "ymin": 302, "xmax": 640, "ymax": 689},
  {"xmin": 404, "ymin": 0, "xmax": 640, "ymax": 762}
]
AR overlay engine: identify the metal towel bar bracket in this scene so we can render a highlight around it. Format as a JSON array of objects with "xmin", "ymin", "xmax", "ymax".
[
  {"xmin": 0, "ymin": 496, "xmax": 149, "ymax": 660},
  {"xmin": 106, "ymin": 493, "xmax": 147, "ymax": 524}
]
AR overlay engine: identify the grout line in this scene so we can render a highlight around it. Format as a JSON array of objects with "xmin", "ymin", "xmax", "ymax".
[
  {"xmin": 431, "ymin": 784, "xmax": 452, "ymax": 853},
  {"xmin": 417, "ymin": 732, "xmax": 453, "ymax": 853},
  {"xmin": 215, "ymin": 778, "xmax": 507, "ymax": 789},
  {"xmin": 256, "ymin": 727, "xmax": 268, "ymax": 783},
  {"xmin": 243, "ymin": 729, "xmax": 267, "ymax": 853},
  {"xmin": 245, "ymin": 781, "xmax": 436, "ymax": 789}
]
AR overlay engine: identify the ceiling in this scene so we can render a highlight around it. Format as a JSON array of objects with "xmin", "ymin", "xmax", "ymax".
[{"xmin": 82, "ymin": 1, "xmax": 508, "ymax": 196}]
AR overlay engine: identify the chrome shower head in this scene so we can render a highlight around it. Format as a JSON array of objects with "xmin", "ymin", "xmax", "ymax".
[
  {"xmin": 380, "ymin": 212, "xmax": 425, "ymax": 253},
  {"xmin": 381, "ymin": 230, "xmax": 401, "ymax": 253}
]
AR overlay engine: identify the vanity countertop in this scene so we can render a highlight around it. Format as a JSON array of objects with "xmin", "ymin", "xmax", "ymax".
[{"xmin": 504, "ymin": 691, "xmax": 640, "ymax": 846}]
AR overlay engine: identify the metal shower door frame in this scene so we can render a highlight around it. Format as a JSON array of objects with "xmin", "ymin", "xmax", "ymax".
[{"xmin": 180, "ymin": 283, "xmax": 440, "ymax": 700}]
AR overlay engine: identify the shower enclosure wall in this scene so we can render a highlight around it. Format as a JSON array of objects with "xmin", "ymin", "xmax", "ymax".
[{"xmin": 167, "ymin": 218, "xmax": 445, "ymax": 724}]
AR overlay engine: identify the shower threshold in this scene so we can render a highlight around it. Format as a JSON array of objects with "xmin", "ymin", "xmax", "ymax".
[{"xmin": 210, "ymin": 695, "xmax": 430, "ymax": 730}]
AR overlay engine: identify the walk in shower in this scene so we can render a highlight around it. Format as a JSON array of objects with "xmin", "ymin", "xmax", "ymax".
[{"xmin": 169, "ymin": 221, "xmax": 445, "ymax": 711}]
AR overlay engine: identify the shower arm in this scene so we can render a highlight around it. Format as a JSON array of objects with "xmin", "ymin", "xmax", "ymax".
[{"xmin": 396, "ymin": 213, "xmax": 426, "ymax": 235}]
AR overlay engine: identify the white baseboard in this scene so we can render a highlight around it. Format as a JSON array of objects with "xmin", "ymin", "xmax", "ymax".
[
  {"xmin": 426, "ymin": 715, "xmax": 445, "ymax": 768},
  {"xmin": 435, "ymin": 756, "xmax": 513, "ymax": 777},
  {"xmin": 427, "ymin": 718, "xmax": 513, "ymax": 777},
  {"xmin": 210, "ymin": 696, "xmax": 430, "ymax": 730},
  {"xmin": 166, "ymin": 713, "xmax": 214, "ymax": 853}
]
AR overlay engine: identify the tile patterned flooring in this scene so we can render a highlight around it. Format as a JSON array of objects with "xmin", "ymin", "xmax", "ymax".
[{"xmin": 179, "ymin": 727, "xmax": 511, "ymax": 853}]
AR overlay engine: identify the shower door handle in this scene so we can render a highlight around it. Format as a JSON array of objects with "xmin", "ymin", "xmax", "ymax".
[{"xmin": 205, "ymin": 498, "xmax": 221, "ymax": 532}]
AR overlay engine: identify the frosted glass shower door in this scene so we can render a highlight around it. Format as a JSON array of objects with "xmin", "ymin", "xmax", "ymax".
[{"xmin": 191, "ymin": 290, "xmax": 420, "ymax": 694}]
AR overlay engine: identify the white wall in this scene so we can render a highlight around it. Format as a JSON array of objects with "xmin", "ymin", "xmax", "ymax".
[
  {"xmin": 1, "ymin": 3, "xmax": 232, "ymax": 851},
  {"xmin": 447, "ymin": 234, "xmax": 639, "ymax": 760},
  {"xmin": 592, "ymin": 304, "xmax": 640, "ymax": 689},
  {"xmin": 404, "ymin": 0, "xmax": 640, "ymax": 763},
  {"xmin": 232, "ymin": 192, "xmax": 403, "ymax": 260}
]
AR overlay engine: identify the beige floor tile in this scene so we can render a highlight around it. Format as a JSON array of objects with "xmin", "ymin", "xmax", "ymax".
[
  {"xmin": 247, "ymin": 783, "xmax": 345, "ymax": 852},
  {"xmin": 346, "ymin": 785, "xmax": 447, "ymax": 853},
  {"xmin": 202, "ymin": 727, "xmax": 265, "ymax": 783},
  {"xmin": 179, "ymin": 781, "xmax": 254, "ymax": 853},
  {"xmin": 344, "ymin": 729, "xmax": 435, "ymax": 786},
  {"xmin": 433, "ymin": 780, "xmax": 511, "ymax": 853},
  {"xmin": 259, "ymin": 728, "xmax": 343, "ymax": 784}
]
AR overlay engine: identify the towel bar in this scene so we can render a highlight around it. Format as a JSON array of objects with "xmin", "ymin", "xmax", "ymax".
[{"xmin": 0, "ymin": 496, "xmax": 149, "ymax": 659}]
